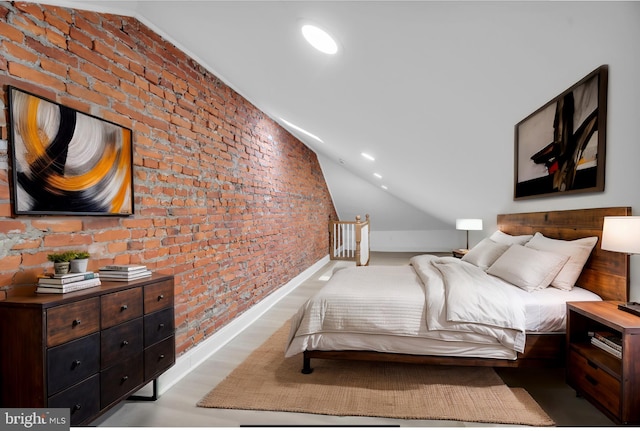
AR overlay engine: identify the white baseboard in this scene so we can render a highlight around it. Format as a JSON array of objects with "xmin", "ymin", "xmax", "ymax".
[{"xmin": 150, "ymin": 254, "xmax": 330, "ymax": 396}]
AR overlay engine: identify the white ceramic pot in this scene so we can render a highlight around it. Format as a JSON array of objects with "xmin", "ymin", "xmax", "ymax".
[{"xmin": 70, "ymin": 258, "xmax": 89, "ymax": 273}]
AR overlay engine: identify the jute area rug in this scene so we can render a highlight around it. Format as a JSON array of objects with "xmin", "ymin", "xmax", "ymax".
[{"xmin": 197, "ymin": 323, "xmax": 554, "ymax": 426}]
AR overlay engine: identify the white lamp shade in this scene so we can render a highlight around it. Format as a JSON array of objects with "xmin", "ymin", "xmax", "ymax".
[
  {"xmin": 601, "ymin": 216, "xmax": 640, "ymax": 254},
  {"xmin": 456, "ymin": 219, "xmax": 483, "ymax": 231}
]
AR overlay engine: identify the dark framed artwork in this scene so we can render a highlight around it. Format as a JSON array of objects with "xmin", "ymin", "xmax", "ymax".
[
  {"xmin": 514, "ymin": 65, "xmax": 608, "ymax": 200},
  {"xmin": 8, "ymin": 86, "xmax": 134, "ymax": 215}
]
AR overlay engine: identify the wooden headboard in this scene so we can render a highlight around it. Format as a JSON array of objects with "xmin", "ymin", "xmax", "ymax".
[{"xmin": 497, "ymin": 207, "xmax": 631, "ymax": 302}]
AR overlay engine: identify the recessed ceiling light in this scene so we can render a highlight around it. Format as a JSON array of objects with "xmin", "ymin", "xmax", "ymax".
[
  {"xmin": 361, "ymin": 152, "xmax": 375, "ymax": 161},
  {"xmin": 280, "ymin": 118, "xmax": 324, "ymax": 143},
  {"xmin": 373, "ymin": 173, "xmax": 382, "ymax": 179},
  {"xmin": 381, "ymin": 185, "xmax": 388, "ymax": 190},
  {"xmin": 301, "ymin": 24, "xmax": 338, "ymax": 55}
]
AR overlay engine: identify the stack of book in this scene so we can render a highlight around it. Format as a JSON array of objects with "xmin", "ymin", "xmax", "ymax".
[
  {"xmin": 99, "ymin": 264, "xmax": 152, "ymax": 281},
  {"xmin": 590, "ymin": 330, "xmax": 622, "ymax": 359},
  {"xmin": 36, "ymin": 271, "xmax": 101, "ymax": 294}
]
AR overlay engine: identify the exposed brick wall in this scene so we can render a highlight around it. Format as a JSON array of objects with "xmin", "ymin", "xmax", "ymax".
[{"xmin": 0, "ymin": 2, "xmax": 337, "ymax": 355}]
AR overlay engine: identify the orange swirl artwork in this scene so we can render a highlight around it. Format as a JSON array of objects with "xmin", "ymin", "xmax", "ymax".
[{"xmin": 9, "ymin": 87, "xmax": 134, "ymax": 215}]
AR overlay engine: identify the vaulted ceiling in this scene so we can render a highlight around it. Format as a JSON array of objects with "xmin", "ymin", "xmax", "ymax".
[{"xmin": 59, "ymin": 0, "xmax": 638, "ymax": 231}]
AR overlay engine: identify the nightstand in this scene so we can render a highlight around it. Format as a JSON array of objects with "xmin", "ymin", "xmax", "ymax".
[
  {"xmin": 566, "ymin": 301, "xmax": 640, "ymax": 424},
  {"xmin": 452, "ymin": 249, "xmax": 468, "ymax": 259}
]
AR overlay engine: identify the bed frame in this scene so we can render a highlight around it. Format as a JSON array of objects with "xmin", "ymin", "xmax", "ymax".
[{"xmin": 302, "ymin": 207, "xmax": 631, "ymax": 372}]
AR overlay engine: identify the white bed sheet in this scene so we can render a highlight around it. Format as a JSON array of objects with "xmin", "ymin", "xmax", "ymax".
[
  {"xmin": 519, "ymin": 285, "xmax": 601, "ymax": 332},
  {"xmin": 285, "ymin": 255, "xmax": 602, "ymax": 360}
]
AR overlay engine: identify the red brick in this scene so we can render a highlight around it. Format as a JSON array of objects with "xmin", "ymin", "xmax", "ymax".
[
  {"xmin": 32, "ymin": 219, "xmax": 83, "ymax": 232},
  {"xmin": 0, "ymin": 255, "xmax": 21, "ymax": 271},
  {"xmin": 0, "ymin": 220, "xmax": 26, "ymax": 234},
  {"xmin": 40, "ymin": 57, "xmax": 68, "ymax": 79},
  {"xmin": 15, "ymin": 2, "xmax": 44, "ymax": 20},
  {"xmin": 8, "ymin": 62, "xmax": 65, "ymax": 92},
  {"xmin": 0, "ymin": 21, "xmax": 25, "ymax": 43},
  {"xmin": 0, "ymin": 3, "xmax": 337, "ymax": 358}
]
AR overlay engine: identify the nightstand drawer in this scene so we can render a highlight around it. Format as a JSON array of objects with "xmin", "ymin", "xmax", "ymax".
[
  {"xmin": 101, "ymin": 287, "xmax": 143, "ymax": 328},
  {"xmin": 47, "ymin": 333, "xmax": 100, "ymax": 395},
  {"xmin": 47, "ymin": 298, "xmax": 100, "ymax": 347},
  {"xmin": 568, "ymin": 349, "xmax": 620, "ymax": 415}
]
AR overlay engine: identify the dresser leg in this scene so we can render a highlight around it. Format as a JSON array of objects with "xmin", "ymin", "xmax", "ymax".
[{"xmin": 128, "ymin": 379, "xmax": 158, "ymax": 401}]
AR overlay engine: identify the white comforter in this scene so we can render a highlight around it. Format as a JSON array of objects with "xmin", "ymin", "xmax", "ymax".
[{"xmin": 285, "ymin": 255, "xmax": 526, "ymax": 358}]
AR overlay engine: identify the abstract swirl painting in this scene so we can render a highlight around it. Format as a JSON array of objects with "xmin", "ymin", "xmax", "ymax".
[{"xmin": 9, "ymin": 87, "xmax": 134, "ymax": 215}]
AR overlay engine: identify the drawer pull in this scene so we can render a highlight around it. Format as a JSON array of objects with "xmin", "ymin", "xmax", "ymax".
[
  {"xmin": 587, "ymin": 359, "xmax": 598, "ymax": 370},
  {"xmin": 73, "ymin": 404, "xmax": 82, "ymax": 412},
  {"xmin": 585, "ymin": 374, "xmax": 598, "ymax": 386},
  {"xmin": 121, "ymin": 305, "xmax": 128, "ymax": 311},
  {"xmin": 159, "ymin": 354, "xmax": 165, "ymax": 360},
  {"xmin": 121, "ymin": 375, "xmax": 129, "ymax": 383},
  {"xmin": 158, "ymin": 294, "xmax": 165, "ymax": 301},
  {"xmin": 72, "ymin": 319, "xmax": 81, "ymax": 326},
  {"xmin": 72, "ymin": 360, "xmax": 82, "ymax": 368},
  {"xmin": 158, "ymin": 323, "xmax": 165, "ymax": 329},
  {"xmin": 121, "ymin": 340, "xmax": 129, "ymax": 347}
]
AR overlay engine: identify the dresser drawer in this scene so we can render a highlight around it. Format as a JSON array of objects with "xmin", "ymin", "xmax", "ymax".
[
  {"xmin": 568, "ymin": 349, "xmax": 620, "ymax": 416},
  {"xmin": 47, "ymin": 298, "xmax": 100, "ymax": 347},
  {"xmin": 144, "ymin": 279, "xmax": 174, "ymax": 314},
  {"xmin": 101, "ymin": 317, "xmax": 144, "ymax": 370},
  {"xmin": 47, "ymin": 333, "xmax": 100, "ymax": 395},
  {"xmin": 100, "ymin": 351, "xmax": 144, "ymax": 409},
  {"xmin": 144, "ymin": 307, "xmax": 174, "ymax": 347},
  {"xmin": 101, "ymin": 287, "xmax": 143, "ymax": 329},
  {"xmin": 144, "ymin": 335, "xmax": 175, "ymax": 381},
  {"xmin": 48, "ymin": 374, "xmax": 100, "ymax": 426}
]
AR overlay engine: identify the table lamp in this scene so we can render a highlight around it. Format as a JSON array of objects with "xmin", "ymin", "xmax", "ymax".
[
  {"xmin": 456, "ymin": 218, "xmax": 483, "ymax": 250},
  {"xmin": 602, "ymin": 216, "xmax": 640, "ymax": 254},
  {"xmin": 601, "ymin": 216, "xmax": 640, "ymax": 315}
]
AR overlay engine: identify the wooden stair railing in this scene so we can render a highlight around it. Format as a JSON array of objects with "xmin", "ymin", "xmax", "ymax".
[{"xmin": 329, "ymin": 215, "xmax": 370, "ymax": 266}]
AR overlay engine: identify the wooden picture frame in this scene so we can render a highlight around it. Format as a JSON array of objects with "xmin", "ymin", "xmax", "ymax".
[
  {"xmin": 8, "ymin": 86, "xmax": 134, "ymax": 215},
  {"xmin": 514, "ymin": 65, "xmax": 608, "ymax": 200}
]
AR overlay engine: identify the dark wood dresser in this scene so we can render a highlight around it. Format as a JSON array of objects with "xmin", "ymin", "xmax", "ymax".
[{"xmin": 0, "ymin": 273, "xmax": 175, "ymax": 425}]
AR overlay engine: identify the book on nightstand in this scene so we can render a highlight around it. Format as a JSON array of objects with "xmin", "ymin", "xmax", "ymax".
[
  {"xmin": 590, "ymin": 335, "xmax": 622, "ymax": 359},
  {"xmin": 593, "ymin": 331, "xmax": 622, "ymax": 352}
]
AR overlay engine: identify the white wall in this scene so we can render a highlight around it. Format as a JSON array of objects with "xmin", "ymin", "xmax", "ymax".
[{"xmin": 319, "ymin": 2, "xmax": 640, "ymax": 299}]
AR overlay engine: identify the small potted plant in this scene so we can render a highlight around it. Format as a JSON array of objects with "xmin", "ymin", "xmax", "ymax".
[
  {"xmin": 47, "ymin": 251, "xmax": 76, "ymax": 275},
  {"xmin": 69, "ymin": 251, "xmax": 91, "ymax": 273}
]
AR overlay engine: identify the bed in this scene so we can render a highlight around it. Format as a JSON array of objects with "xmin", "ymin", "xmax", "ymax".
[{"xmin": 287, "ymin": 207, "xmax": 631, "ymax": 373}]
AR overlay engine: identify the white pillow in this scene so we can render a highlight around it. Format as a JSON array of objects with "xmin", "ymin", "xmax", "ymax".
[
  {"xmin": 487, "ymin": 244, "xmax": 569, "ymax": 292},
  {"xmin": 461, "ymin": 238, "xmax": 510, "ymax": 270},
  {"xmin": 525, "ymin": 232, "xmax": 598, "ymax": 291},
  {"xmin": 490, "ymin": 230, "xmax": 533, "ymax": 246}
]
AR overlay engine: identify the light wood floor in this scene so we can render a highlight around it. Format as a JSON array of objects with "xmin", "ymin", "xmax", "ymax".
[{"xmin": 93, "ymin": 252, "xmax": 614, "ymax": 428}]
